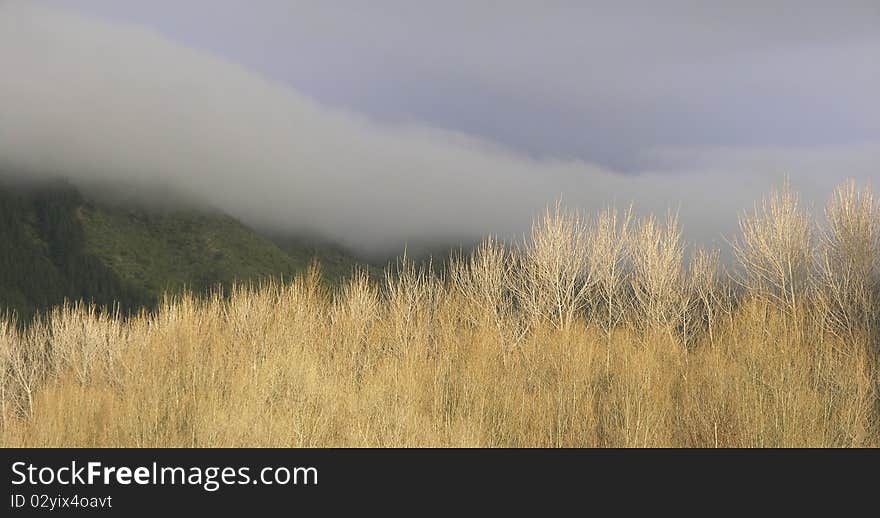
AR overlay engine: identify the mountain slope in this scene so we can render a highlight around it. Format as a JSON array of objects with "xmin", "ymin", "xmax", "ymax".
[
  {"xmin": 0, "ymin": 179, "xmax": 369, "ymax": 320},
  {"xmin": 0, "ymin": 180, "xmax": 151, "ymax": 320},
  {"xmin": 82, "ymin": 206, "xmax": 309, "ymax": 296}
]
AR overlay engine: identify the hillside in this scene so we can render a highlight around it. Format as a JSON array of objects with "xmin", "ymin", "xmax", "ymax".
[{"xmin": 0, "ymin": 178, "xmax": 369, "ymax": 320}]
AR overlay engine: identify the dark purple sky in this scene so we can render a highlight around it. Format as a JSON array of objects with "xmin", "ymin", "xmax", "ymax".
[{"xmin": 40, "ymin": 1, "xmax": 880, "ymax": 170}]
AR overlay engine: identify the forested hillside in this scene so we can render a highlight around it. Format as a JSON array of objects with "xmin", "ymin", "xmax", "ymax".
[
  {"xmin": 0, "ymin": 180, "xmax": 150, "ymax": 320},
  {"xmin": 0, "ymin": 178, "xmax": 369, "ymax": 321}
]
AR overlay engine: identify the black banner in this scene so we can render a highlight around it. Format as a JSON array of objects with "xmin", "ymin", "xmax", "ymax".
[{"xmin": 1, "ymin": 449, "xmax": 875, "ymax": 514}]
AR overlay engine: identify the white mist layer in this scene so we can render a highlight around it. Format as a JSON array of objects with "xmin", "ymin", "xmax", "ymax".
[{"xmin": 1, "ymin": 4, "xmax": 878, "ymax": 256}]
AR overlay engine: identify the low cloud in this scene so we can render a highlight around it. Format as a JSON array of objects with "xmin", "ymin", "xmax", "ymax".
[{"xmin": 1, "ymin": 4, "xmax": 878, "ymax": 257}]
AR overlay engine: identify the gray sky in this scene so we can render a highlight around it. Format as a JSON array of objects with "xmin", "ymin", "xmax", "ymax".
[
  {"xmin": 39, "ymin": 0, "xmax": 880, "ymax": 169},
  {"xmin": 2, "ymin": 2, "xmax": 879, "ymax": 255}
]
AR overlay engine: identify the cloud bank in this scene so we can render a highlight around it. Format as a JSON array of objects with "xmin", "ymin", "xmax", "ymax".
[
  {"xmin": 1, "ymin": 4, "xmax": 878, "ymax": 257},
  {"xmin": 43, "ymin": 1, "xmax": 880, "ymax": 170}
]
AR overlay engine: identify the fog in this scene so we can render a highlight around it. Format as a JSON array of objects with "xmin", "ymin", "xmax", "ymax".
[{"xmin": 2, "ymin": 4, "xmax": 878, "ymax": 257}]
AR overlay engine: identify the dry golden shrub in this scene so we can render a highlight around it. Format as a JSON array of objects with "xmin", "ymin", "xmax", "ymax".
[{"xmin": 1, "ymin": 180, "xmax": 878, "ymax": 447}]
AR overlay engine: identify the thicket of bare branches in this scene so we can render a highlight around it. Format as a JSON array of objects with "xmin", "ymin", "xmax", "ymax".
[{"xmin": 1, "ymin": 180, "xmax": 878, "ymax": 448}]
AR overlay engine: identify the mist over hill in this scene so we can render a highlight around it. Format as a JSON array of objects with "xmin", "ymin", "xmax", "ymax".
[{"xmin": 2, "ymin": 3, "xmax": 879, "ymax": 260}]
